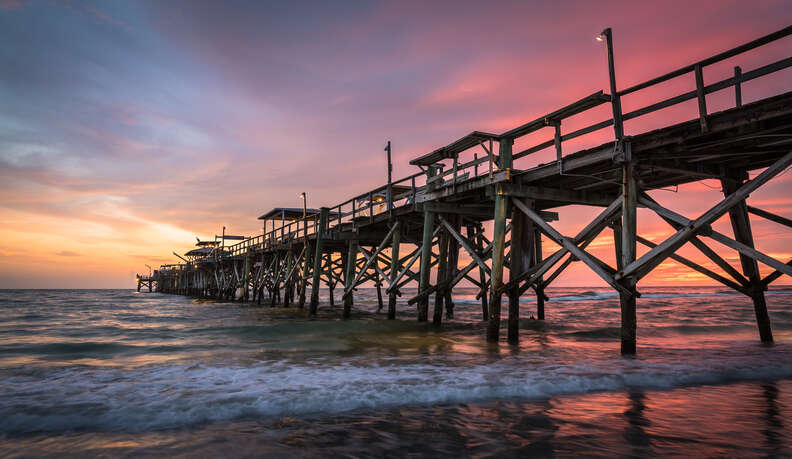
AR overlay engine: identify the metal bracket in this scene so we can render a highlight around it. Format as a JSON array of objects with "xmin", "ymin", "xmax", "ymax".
[{"xmin": 612, "ymin": 137, "xmax": 632, "ymax": 164}]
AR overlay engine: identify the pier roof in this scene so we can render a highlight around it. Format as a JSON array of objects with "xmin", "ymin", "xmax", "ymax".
[
  {"xmin": 410, "ymin": 131, "xmax": 499, "ymax": 166},
  {"xmin": 258, "ymin": 207, "xmax": 321, "ymax": 221},
  {"xmin": 185, "ymin": 247, "xmax": 214, "ymax": 257}
]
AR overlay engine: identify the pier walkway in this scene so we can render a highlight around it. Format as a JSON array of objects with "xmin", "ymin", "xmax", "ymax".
[{"xmin": 146, "ymin": 26, "xmax": 792, "ymax": 354}]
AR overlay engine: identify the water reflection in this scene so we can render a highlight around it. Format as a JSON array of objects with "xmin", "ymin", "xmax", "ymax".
[
  {"xmin": 761, "ymin": 383, "xmax": 783, "ymax": 454},
  {"xmin": 623, "ymin": 391, "xmax": 651, "ymax": 454},
  {"xmin": 2, "ymin": 380, "xmax": 790, "ymax": 457}
]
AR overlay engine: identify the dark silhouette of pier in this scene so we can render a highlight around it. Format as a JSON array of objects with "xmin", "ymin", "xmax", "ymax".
[{"xmin": 146, "ymin": 26, "xmax": 792, "ymax": 354}]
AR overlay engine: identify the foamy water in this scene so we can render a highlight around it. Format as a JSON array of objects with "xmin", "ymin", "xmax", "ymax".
[{"xmin": 0, "ymin": 287, "xmax": 790, "ymax": 456}]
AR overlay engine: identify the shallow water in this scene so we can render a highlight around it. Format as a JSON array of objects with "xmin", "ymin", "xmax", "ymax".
[{"xmin": 0, "ymin": 287, "xmax": 790, "ymax": 456}]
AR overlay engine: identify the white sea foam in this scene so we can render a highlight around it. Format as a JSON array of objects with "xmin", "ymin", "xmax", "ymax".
[{"xmin": 2, "ymin": 346, "xmax": 791, "ymax": 434}]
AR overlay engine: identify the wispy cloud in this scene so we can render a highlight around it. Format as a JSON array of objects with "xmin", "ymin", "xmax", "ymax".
[{"xmin": 0, "ymin": 0, "xmax": 790, "ymax": 287}]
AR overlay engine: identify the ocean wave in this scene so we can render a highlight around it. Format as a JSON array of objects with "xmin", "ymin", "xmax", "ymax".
[{"xmin": 2, "ymin": 347, "xmax": 791, "ymax": 435}]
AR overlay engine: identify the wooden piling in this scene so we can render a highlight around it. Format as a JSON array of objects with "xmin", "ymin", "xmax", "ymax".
[
  {"xmin": 433, "ymin": 222, "xmax": 449, "ymax": 326},
  {"xmin": 509, "ymin": 201, "xmax": 534, "ymax": 343},
  {"xmin": 487, "ymin": 138, "xmax": 513, "ymax": 342},
  {"xmin": 375, "ymin": 271, "xmax": 384, "ymax": 311},
  {"xmin": 417, "ymin": 208, "xmax": 435, "ymax": 322},
  {"xmin": 445, "ymin": 215, "xmax": 460, "ymax": 318},
  {"xmin": 619, "ymin": 143, "xmax": 638, "ymax": 355},
  {"xmin": 309, "ymin": 207, "xmax": 329, "ymax": 314},
  {"xmin": 298, "ymin": 242, "xmax": 311, "ymax": 308},
  {"xmin": 343, "ymin": 239, "xmax": 358, "ymax": 318},
  {"xmin": 388, "ymin": 223, "xmax": 401, "ymax": 320},
  {"xmin": 534, "ymin": 229, "xmax": 545, "ymax": 320},
  {"xmin": 473, "ymin": 223, "xmax": 489, "ymax": 320},
  {"xmin": 721, "ymin": 172, "xmax": 773, "ymax": 342}
]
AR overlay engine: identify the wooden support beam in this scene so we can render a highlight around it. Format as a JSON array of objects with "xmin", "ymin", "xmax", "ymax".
[
  {"xmin": 638, "ymin": 196, "xmax": 792, "ymax": 279},
  {"xmin": 445, "ymin": 214, "xmax": 461, "ymax": 318},
  {"xmin": 631, "ymin": 229, "xmax": 750, "ymax": 295},
  {"xmin": 417, "ymin": 208, "xmax": 435, "ymax": 322},
  {"xmin": 722, "ymin": 173, "xmax": 773, "ymax": 342},
  {"xmin": 309, "ymin": 208, "xmax": 329, "ymax": 314},
  {"xmin": 762, "ymin": 259, "xmax": 792, "ymax": 287},
  {"xmin": 474, "ymin": 224, "xmax": 489, "ymax": 321},
  {"xmin": 343, "ymin": 240, "xmax": 358, "ymax": 319},
  {"xmin": 433, "ymin": 223, "xmax": 449, "ymax": 326},
  {"xmin": 388, "ymin": 222, "xmax": 401, "ymax": 320},
  {"xmin": 512, "ymin": 197, "xmax": 627, "ymax": 294},
  {"xmin": 298, "ymin": 244, "xmax": 310, "ymax": 307},
  {"xmin": 487, "ymin": 184, "xmax": 509, "ymax": 341},
  {"xmin": 619, "ymin": 146, "xmax": 638, "ymax": 355},
  {"xmin": 387, "ymin": 247, "xmax": 422, "ymax": 293},
  {"xmin": 640, "ymin": 193, "xmax": 750, "ymax": 286},
  {"xmin": 357, "ymin": 246, "xmax": 392, "ymax": 291},
  {"xmin": 345, "ymin": 222, "xmax": 399, "ymax": 296},
  {"xmin": 486, "ymin": 138, "xmax": 513, "ymax": 341},
  {"xmin": 534, "ymin": 229, "xmax": 545, "ymax": 320},
  {"xmin": 694, "ymin": 64, "xmax": 709, "ymax": 133},
  {"xmin": 499, "ymin": 183, "xmax": 619, "ymax": 207},
  {"xmin": 618, "ymin": 151, "xmax": 792, "ymax": 282},
  {"xmin": 747, "ymin": 205, "xmax": 792, "ymax": 229},
  {"xmin": 438, "ymin": 215, "xmax": 490, "ymax": 275},
  {"xmin": 503, "ymin": 195, "xmax": 622, "ymax": 295},
  {"xmin": 508, "ymin": 200, "xmax": 533, "ymax": 342}
]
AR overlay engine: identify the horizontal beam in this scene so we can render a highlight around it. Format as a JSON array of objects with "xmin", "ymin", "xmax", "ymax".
[
  {"xmin": 498, "ymin": 183, "xmax": 619, "ymax": 207},
  {"xmin": 747, "ymin": 205, "xmax": 792, "ymax": 229}
]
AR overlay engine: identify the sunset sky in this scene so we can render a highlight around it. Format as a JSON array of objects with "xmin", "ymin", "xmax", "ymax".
[{"xmin": 0, "ymin": 0, "xmax": 790, "ymax": 288}]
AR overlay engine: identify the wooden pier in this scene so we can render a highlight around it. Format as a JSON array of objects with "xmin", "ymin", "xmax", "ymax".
[{"xmin": 151, "ymin": 26, "xmax": 792, "ymax": 354}]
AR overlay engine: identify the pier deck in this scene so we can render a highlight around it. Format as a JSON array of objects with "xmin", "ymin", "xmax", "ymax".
[{"xmin": 152, "ymin": 26, "xmax": 792, "ymax": 353}]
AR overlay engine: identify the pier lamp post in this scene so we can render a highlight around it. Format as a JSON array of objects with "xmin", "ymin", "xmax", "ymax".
[
  {"xmin": 385, "ymin": 140, "xmax": 393, "ymax": 212},
  {"xmin": 597, "ymin": 27, "xmax": 624, "ymax": 140},
  {"xmin": 300, "ymin": 192, "xmax": 307, "ymax": 238},
  {"xmin": 145, "ymin": 264, "xmax": 151, "ymax": 277}
]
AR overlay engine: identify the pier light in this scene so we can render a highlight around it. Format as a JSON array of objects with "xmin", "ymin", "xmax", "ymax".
[{"xmin": 595, "ymin": 33, "xmax": 604, "ymax": 42}]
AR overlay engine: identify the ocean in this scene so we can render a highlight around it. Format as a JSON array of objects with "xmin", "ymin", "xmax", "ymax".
[{"xmin": 0, "ymin": 287, "xmax": 790, "ymax": 457}]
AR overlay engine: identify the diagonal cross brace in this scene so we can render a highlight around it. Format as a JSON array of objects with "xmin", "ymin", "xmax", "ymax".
[
  {"xmin": 640, "ymin": 192, "xmax": 749, "ymax": 286},
  {"xmin": 638, "ymin": 195, "xmax": 792, "ymax": 280},
  {"xmin": 343, "ymin": 222, "xmax": 399, "ymax": 296},
  {"xmin": 511, "ymin": 197, "xmax": 629, "ymax": 295},
  {"xmin": 501, "ymin": 195, "xmax": 622, "ymax": 295},
  {"xmin": 409, "ymin": 223, "xmax": 509, "ymax": 305},
  {"xmin": 618, "ymin": 151, "xmax": 792, "ymax": 281},
  {"xmin": 438, "ymin": 215, "xmax": 491, "ymax": 275}
]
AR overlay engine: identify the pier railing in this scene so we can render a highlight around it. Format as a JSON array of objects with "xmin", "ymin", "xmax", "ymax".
[
  {"xmin": 184, "ymin": 25, "xmax": 791, "ymax": 264},
  {"xmin": 416, "ymin": 25, "xmax": 792, "ymax": 189},
  {"xmin": 217, "ymin": 171, "xmax": 426, "ymax": 259}
]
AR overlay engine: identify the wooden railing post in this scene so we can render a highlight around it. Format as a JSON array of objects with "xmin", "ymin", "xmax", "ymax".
[
  {"xmin": 695, "ymin": 64, "xmax": 709, "ymax": 133},
  {"xmin": 734, "ymin": 65, "xmax": 743, "ymax": 107}
]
